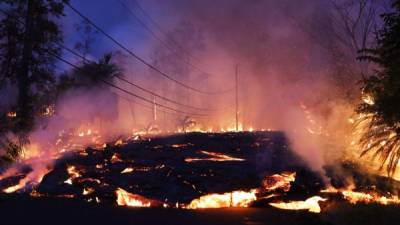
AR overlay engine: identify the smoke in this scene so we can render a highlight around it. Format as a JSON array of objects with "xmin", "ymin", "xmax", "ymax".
[
  {"xmin": 119, "ymin": 0, "xmax": 361, "ymax": 172},
  {"xmin": 1, "ymin": 0, "xmax": 381, "ymax": 185}
]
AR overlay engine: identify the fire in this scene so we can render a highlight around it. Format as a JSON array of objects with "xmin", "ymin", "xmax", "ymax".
[
  {"xmin": 362, "ymin": 94, "xmax": 375, "ymax": 105},
  {"xmin": 121, "ymin": 167, "xmax": 134, "ymax": 174},
  {"xmin": 184, "ymin": 189, "xmax": 258, "ymax": 209},
  {"xmin": 110, "ymin": 153, "xmax": 122, "ymax": 163},
  {"xmin": 3, "ymin": 167, "xmax": 51, "ymax": 193},
  {"xmin": 83, "ymin": 187, "xmax": 95, "ymax": 195},
  {"xmin": 185, "ymin": 151, "xmax": 245, "ymax": 162},
  {"xmin": 322, "ymin": 187, "xmax": 400, "ymax": 205},
  {"xmin": 114, "ymin": 139, "xmax": 124, "ymax": 146},
  {"xmin": 115, "ymin": 188, "xmax": 152, "ymax": 207},
  {"xmin": 262, "ymin": 172, "xmax": 296, "ymax": 192},
  {"xmin": 269, "ymin": 196, "xmax": 327, "ymax": 213},
  {"xmin": 64, "ymin": 165, "xmax": 81, "ymax": 185},
  {"xmin": 42, "ymin": 104, "xmax": 55, "ymax": 116},
  {"xmin": 6, "ymin": 111, "xmax": 17, "ymax": 118}
]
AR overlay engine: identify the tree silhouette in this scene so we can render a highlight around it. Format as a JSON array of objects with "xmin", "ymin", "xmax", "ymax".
[
  {"xmin": 0, "ymin": 0, "xmax": 67, "ymax": 160},
  {"xmin": 357, "ymin": 0, "xmax": 400, "ymax": 176}
]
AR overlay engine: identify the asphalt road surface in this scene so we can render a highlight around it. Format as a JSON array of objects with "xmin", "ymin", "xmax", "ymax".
[{"xmin": 1, "ymin": 196, "xmax": 400, "ymax": 225}]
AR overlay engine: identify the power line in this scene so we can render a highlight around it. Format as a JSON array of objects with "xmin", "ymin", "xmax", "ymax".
[
  {"xmin": 130, "ymin": 0, "xmax": 196, "ymax": 60},
  {"xmin": 45, "ymin": 49, "xmax": 210, "ymax": 117},
  {"xmin": 116, "ymin": 92, "xmax": 184, "ymax": 118},
  {"xmin": 114, "ymin": 75, "xmax": 218, "ymax": 111},
  {"xmin": 64, "ymin": 1, "xmax": 231, "ymax": 95},
  {"xmin": 117, "ymin": 0, "xmax": 233, "ymax": 91},
  {"xmin": 54, "ymin": 61, "xmax": 186, "ymax": 118},
  {"xmin": 59, "ymin": 41, "xmax": 225, "ymax": 112},
  {"xmin": 0, "ymin": 8, "xmax": 227, "ymax": 112}
]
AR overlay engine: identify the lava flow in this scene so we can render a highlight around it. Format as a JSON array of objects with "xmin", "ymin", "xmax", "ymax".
[
  {"xmin": 269, "ymin": 196, "xmax": 327, "ymax": 213},
  {"xmin": 321, "ymin": 187, "xmax": 400, "ymax": 205},
  {"xmin": 184, "ymin": 189, "xmax": 258, "ymax": 209},
  {"xmin": 185, "ymin": 151, "xmax": 245, "ymax": 163},
  {"xmin": 2, "ymin": 132, "xmax": 400, "ymax": 215},
  {"xmin": 116, "ymin": 188, "xmax": 154, "ymax": 208}
]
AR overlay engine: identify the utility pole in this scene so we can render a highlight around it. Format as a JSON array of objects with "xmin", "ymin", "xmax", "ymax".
[
  {"xmin": 153, "ymin": 95, "xmax": 157, "ymax": 122},
  {"xmin": 235, "ymin": 64, "xmax": 239, "ymax": 132}
]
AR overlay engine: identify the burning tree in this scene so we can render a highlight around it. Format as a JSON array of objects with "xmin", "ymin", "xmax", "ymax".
[
  {"xmin": 0, "ymin": 0, "xmax": 68, "ymax": 161},
  {"xmin": 357, "ymin": 0, "xmax": 400, "ymax": 177}
]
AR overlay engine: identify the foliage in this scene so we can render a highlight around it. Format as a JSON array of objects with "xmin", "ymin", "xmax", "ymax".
[
  {"xmin": 0, "ymin": 0, "xmax": 67, "ymax": 134},
  {"xmin": 0, "ymin": 0, "xmax": 67, "ymax": 162},
  {"xmin": 357, "ymin": 0, "xmax": 400, "ymax": 176},
  {"xmin": 56, "ymin": 53, "xmax": 122, "ymax": 93}
]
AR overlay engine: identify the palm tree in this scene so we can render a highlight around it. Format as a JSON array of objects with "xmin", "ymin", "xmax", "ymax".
[{"xmin": 357, "ymin": 0, "xmax": 400, "ymax": 177}]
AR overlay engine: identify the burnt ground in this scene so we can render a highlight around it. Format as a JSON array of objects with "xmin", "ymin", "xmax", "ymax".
[{"xmin": 1, "ymin": 131, "xmax": 400, "ymax": 225}]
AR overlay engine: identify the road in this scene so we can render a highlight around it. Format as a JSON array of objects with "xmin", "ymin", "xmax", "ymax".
[{"xmin": 1, "ymin": 196, "xmax": 400, "ymax": 225}]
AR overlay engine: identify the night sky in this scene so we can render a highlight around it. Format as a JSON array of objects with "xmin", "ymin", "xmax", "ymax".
[{"xmin": 62, "ymin": 0, "xmax": 174, "ymax": 65}]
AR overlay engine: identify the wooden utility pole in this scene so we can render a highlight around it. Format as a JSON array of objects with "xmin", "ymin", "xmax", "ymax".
[
  {"xmin": 235, "ymin": 64, "xmax": 239, "ymax": 132},
  {"xmin": 153, "ymin": 95, "xmax": 157, "ymax": 122}
]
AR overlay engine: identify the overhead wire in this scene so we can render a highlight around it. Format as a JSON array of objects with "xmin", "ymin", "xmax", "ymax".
[
  {"xmin": 116, "ymin": 0, "xmax": 234, "ymax": 94},
  {"xmin": 0, "ymin": 8, "xmax": 223, "ymax": 114},
  {"xmin": 64, "ymin": 1, "xmax": 232, "ymax": 95}
]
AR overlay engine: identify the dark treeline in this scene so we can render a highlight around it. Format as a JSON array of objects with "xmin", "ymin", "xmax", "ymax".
[{"xmin": 0, "ymin": 0, "xmax": 121, "ymax": 164}]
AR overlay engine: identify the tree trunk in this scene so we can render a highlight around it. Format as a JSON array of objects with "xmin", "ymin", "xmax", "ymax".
[{"xmin": 17, "ymin": 0, "xmax": 34, "ymax": 134}]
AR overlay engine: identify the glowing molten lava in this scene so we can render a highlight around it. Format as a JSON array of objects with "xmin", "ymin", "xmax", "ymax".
[
  {"xmin": 184, "ymin": 189, "xmax": 258, "ymax": 209},
  {"xmin": 185, "ymin": 151, "xmax": 245, "ymax": 162},
  {"xmin": 110, "ymin": 153, "xmax": 123, "ymax": 163},
  {"xmin": 269, "ymin": 196, "xmax": 327, "ymax": 213},
  {"xmin": 6, "ymin": 111, "xmax": 17, "ymax": 118},
  {"xmin": 115, "ymin": 188, "xmax": 152, "ymax": 207},
  {"xmin": 64, "ymin": 165, "xmax": 81, "ymax": 185},
  {"xmin": 120, "ymin": 167, "xmax": 134, "ymax": 174},
  {"xmin": 322, "ymin": 187, "xmax": 400, "ymax": 205},
  {"xmin": 2, "ymin": 166, "xmax": 51, "ymax": 193},
  {"xmin": 262, "ymin": 171, "xmax": 296, "ymax": 192}
]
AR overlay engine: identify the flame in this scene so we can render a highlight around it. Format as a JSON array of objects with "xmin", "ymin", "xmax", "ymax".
[
  {"xmin": 362, "ymin": 94, "xmax": 375, "ymax": 105},
  {"xmin": 114, "ymin": 139, "xmax": 124, "ymax": 146},
  {"xmin": 184, "ymin": 189, "xmax": 258, "ymax": 209},
  {"xmin": 321, "ymin": 187, "xmax": 400, "ymax": 205},
  {"xmin": 121, "ymin": 167, "xmax": 134, "ymax": 174},
  {"xmin": 42, "ymin": 104, "xmax": 55, "ymax": 116},
  {"xmin": 269, "ymin": 196, "xmax": 327, "ymax": 213},
  {"xmin": 6, "ymin": 111, "xmax": 17, "ymax": 118},
  {"xmin": 262, "ymin": 172, "xmax": 296, "ymax": 192},
  {"xmin": 83, "ymin": 187, "xmax": 95, "ymax": 195},
  {"xmin": 3, "ymin": 167, "xmax": 51, "ymax": 193},
  {"xmin": 115, "ymin": 188, "xmax": 152, "ymax": 207},
  {"xmin": 64, "ymin": 166, "xmax": 81, "ymax": 185},
  {"xmin": 185, "ymin": 151, "xmax": 245, "ymax": 162},
  {"xmin": 110, "ymin": 153, "xmax": 122, "ymax": 163}
]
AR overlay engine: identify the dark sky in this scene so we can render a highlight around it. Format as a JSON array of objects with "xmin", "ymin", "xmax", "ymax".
[{"xmin": 62, "ymin": 0, "xmax": 175, "ymax": 63}]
